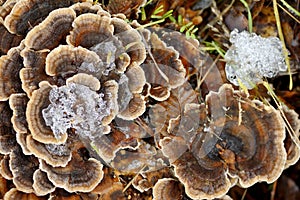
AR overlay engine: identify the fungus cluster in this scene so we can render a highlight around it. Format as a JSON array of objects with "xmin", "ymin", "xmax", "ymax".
[{"xmin": 0, "ymin": 0, "xmax": 299, "ymax": 199}]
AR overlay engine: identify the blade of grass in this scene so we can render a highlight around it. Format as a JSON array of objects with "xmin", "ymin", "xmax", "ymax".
[
  {"xmin": 278, "ymin": 3, "xmax": 300, "ymax": 24},
  {"xmin": 273, "ymin": 0, "xmax": 293, "ymax": 90},
  {"xmin": 240, "ymin": 0, "xmax": 253, "ymax": 32},
  {"xmin": 263, "ymin": 81, "xmax": 300, "ymax": 150},
  {"xmin": 280, "ymin": 0, "xmax": 300, "ymax": 17}
]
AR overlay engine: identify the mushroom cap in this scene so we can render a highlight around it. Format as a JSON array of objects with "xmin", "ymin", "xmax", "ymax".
[
  {"xmin": 205, "ymin": 84, "xmax": 286, "ymax": 187},
  {"xmin": 24, "ymin": 8, "xmax": 76, "ymax": 51},
  {"xmin": 66, "ymin": 73, "xmax": 101, "ymax": 91},
  {"xmin": 70, "ymin": 1, "xmax": 105, "ymax": 16},
  {"xmin": 170, "ymin": 139, "xmax": 232, "ymax": 199},
  {"xmin": 3, "ymin": 188, "xmax": 47, "ymax": 200},
  {"xmin": 282, "ymin": 104, "xmax": 300, "ymax": 168},
  {"xmin": 0, "ymin": 101, "xmax": 16, "ymax": 154},
  {"xmin": 142, "ymin": 32, "xmax": 186, "ymax": 101},
  {"xmin": 9, "ymin": 93, "xmax": 29, "ymax": 134},
  {"xmin": 26, "ymin": 135, "xmax": 72, "ymax": 167},
  {"xmin": 111, "ymin": 140, "xmax": 167, "ymax": 174},
  {"xmin": 45, "ymin": 45, "xmax": 103, "ymax": 79},
  {"xmin": 0, "ymin": 20, "xmax": 23, "ymax": 55},
  {"xmin": 67, "ymin": 13, "xmax": 114, "ymax": 48},
  {"xmin": 15, "ymin": 132, "xmax": 31, "ymax": 156},
  {"xmin": 4, "ymin": 0, "xmax": 87, "ymax": 35},
  {"xmin": 89, "ymin": 35, "xmax": 130, "ymax": 74},
  {"xmin": 149, "ymin": 82, "xmax": 198, "ymax": 137},
  {"xmin": 156, "ymin": 29, "xmax": 206, "ymax": 75},
  {"xmin": 0, "ymin": 44, "xmax": 24, "ymax": 101},
  {"xmin": 20, "ymin": 48, "xmax": 52, "ymax": 97},
  {"xmin": 117, "ymin": 94, "xmax": 146, "ymax": 120},
  {"xmin": 88, "ymin": 124, "xmax": 139, "ymax": 163},
  {"xmin": 8, "ymin": 93, "xmax": 32, "ymax": 155},
  {"xmin": 0, "ymin": 0, "xmax": 18, "ymax": 19},
  {"xmin": 152, "ymin": 178, "xmax": 184, "ymax": 200},
  {"xmin": 32, "ymin": 169, "xmax": 55, "ymax": 196},
  {"xmin": 40, "ymin": 154, "xmax": 104, "ymax": 193},
  {"xmin": 158, "ymin": 30, "xmax": 225, "ymax": 92},
  {"xmin": 111, "ymin": 17, "xmax": 146, "ymax": 65},
  {"xmin": 9, "ymin": 147, "xmax": 39, "ymax": 193},
  {"xmin": 101, "ymin": 80, "xmax": 119, "ymax": 125},
  {"xmin": 26, "ymin": 81, "xmax": 67, "ymax": 144},
  {"xmin": 125, "ymin": 62, "xmax": 146, "ymax": 93},
  {"xmin": 0, "ymin": 155, "xmax": 13, "ymax": 180},
  {"xmin": 0, "ymin": 172, "xmax": 9, "ymax": 199},
  {"xmin": 157, "ymin": 83, "xmax": 287, "ymax": 199},
  {"xmin": 132, "ymin": 167, "xmax": 173, "ymax": 192}
]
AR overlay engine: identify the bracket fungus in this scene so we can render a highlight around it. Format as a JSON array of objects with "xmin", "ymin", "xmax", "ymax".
[
  {"xmin": 8, "ymin": 93, "xmax": 32, "ymax": 155},
  {"xmin": 26, "ymin": 135, "xmax": 72, "ymax": 167},
  {"xmin": 20, "ymin": 48, "xmax": 52, "ymax": 97},
  {"xmin": 282, "ymin": 105, "xmax": 300, "ymax": 168},
  {"xmin": 132, "ymin": 167, "xmax": 173, "ymax": 193},
  {"xmin": 0, "ymin": 19, "xmax": 23, "ymax": 55},
  {"xmin": 0, "ymin": 0, "xmax": 18, "ymax": 20},
  {"xmin": 10, "ymin": 147, "xmax": 39, "ymax": 193},
  {"xmin": 0, "ymin": 44, "xmax": 24, "ymax": 101},
  {"xmin": 0, "ymin": 0, "xmax": 297, "ymax": 199},
  {"xmin": 156, "ymin": 84, "xmax": 287, "ymax": 199},
  {"xmin": 32, "ymin": 169, "xmax": 55, "ymax": 196},
  {"xmin": 9, "ymin": 93, "xmax": 29, "ymax": 134},
  {"xmin": 24, "ymin": 8, "xmax": 76, "ymax": 51},
  {"xmin": 4, "ymin": 0, "xmax": 88, "ymax": 35},
  {"xmin": 67, "ymin": 13, "xmax": 114, "ymax": 48},
  {"xmin": 142, "ymin": 30, "xmax": 186, "ymax": 101},
  {"xmin": 40, "ymin": 155, "xmax": 104, "ymax": 193},
  {"xmin": 0, "ymin": 101, "xmax": 16, "ymax": 154},
  {"xmin": 45, "ymin": 45, "xmax": 103, "ymax": 80},
  {"xmin": 152, "ymin": 178, "xmax": 184, "ymax": 200},
  {"xmin": 0, "ymin": 155, "xmax": 12, "ymax": 180},
  {"xmin": 3, "ymin": 188, "xmax": 46, "ymax": 200},
  {"xmin": 26, "ymin": 81, "xmax": 67, "ymax": 144}
]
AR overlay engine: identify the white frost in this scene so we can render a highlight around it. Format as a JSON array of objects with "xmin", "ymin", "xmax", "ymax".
[
  {"xmin": 42, "ymin": 83, "xmax": 111, "ymax": 139},
  {"xmin": 225, "ymin": 29, "xmax": 288, "ymax": 89}
]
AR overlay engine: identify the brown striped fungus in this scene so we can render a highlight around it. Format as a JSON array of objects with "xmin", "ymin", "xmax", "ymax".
[{"xmin": 0, "ymin": 0, "xmax": 298, "ymax": 199}]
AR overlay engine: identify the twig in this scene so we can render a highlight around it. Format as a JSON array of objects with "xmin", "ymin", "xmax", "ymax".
[
  {"xmin": 270, "ymin": 181, "xmax": 277, "ymax": 200},
  {"xmin": 241, "ymin": 188, "xmax": 248, "ymax": 200},
  {"xmin": 196, "ymin": 54, "xmax": 221, "ymax": 91}
]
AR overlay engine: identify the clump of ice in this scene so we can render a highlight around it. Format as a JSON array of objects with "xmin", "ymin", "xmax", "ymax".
[
  {"xmin": 225, "ymin": 29, "xmax": 288, "ymax": 89},
  {"xmin": 90, "ymin": 39, "xmax": 120, "ymax": 76},
  {"xmin": 42, "ymin": 83, "xmax": 111, "ymax": 139},
  {"xmin": 45, "ymin": 143, "xmax": 70, "ymax": 156},
  {"xmin": 117, "ymin": 74, "xmax": 132, "ymax": 112}
]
